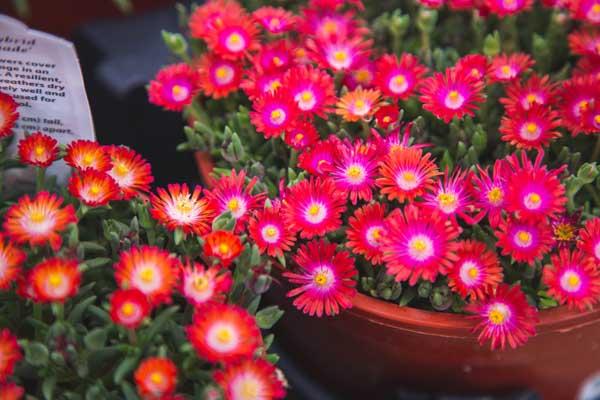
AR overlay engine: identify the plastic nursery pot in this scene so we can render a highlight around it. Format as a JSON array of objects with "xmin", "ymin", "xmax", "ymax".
[{"xmin": 193, "ymin": 154, "xmax": 600, "ymax": 400}]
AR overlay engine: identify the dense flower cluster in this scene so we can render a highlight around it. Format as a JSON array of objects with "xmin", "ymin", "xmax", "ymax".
[{"xmin": 150, "ymin": 0, "xmax": 600, "ymax": 354}]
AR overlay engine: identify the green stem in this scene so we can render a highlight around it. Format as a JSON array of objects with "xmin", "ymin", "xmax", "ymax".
[
  {"xmin": 35, "ymin": 166, "xmax": 46, "ymax": 191},
  {"xmin": 128, "ymin": 329, "xmax": 137, "ymax": 346},
  {"xmin": 53, "ymin": 303, "xmax": 64, "ymax": 322}
]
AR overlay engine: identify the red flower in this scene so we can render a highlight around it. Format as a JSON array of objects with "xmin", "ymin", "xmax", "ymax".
[
  {"xmin": 557, "ymin": 75, "xmax": 600, "ymax": 135},
  {"xmin": 329, "ymin": 140, "xmax": 379, "ymax": 204},
  {"xmin": 148, "ymin": 63, "xmax": 199, "ymax": 111},
  {"xmin": 447, "ymin": 240, "xmax": 503, "ymax": 300},
  {"xmin": 283, "ymin": 65, "xmax": 336, "ymax": 118},
  {"xmin": 499, "ymin": 106, "xmax": 562, "ymax": 150},
  {"xmin": 203, "ymin": 231, "xmax": 243, "ymax": 267},
  {"xmin": 30, "ymin": 258, "xmax": 81, "ymax": 303},
  {"xmin": 282, "ymin": 177, "xmax": 346, "ymax": 239},
  {"xmin": 374, "ymin": 54, "xmax": 428, "ymax": 100},
  {"xmin": 499, "ymin": 74, "xmax": 558, "ymax": 112},
  {"xmin": 248, "ymin": 203, "xmax": 296, "ymax": 258},
  {"xmin": 343, "ymin": 61, "xmax": 376, "ymax": 90},
  {"xmin": 150, "ymin": 184, "xmax": 216, "ymax": 236},
  {"xmin": 197, "ymin": 54, "xmax": 242, "ymax": 99},
  {"xmin": 253, "ymin": 6, "xmax": 298, "ymax": 34},
  {"xmin": 250, "ymin": 90, "xmax": 299, "ymax": 138},
  {"xmin": 68, "ymin": 169, "xmax": 120, "ymax": 206},
  {"xmin": 381, "ymin": 205, "xmax": 459, "ymax": 285},
  {"xmin": 335, "ymin": 88, "xmax": 382, "ymax": 122},
  {"xmin": 188, "ymin": 0, "xmax": 245, "ymax": 40},
  {"xmin": 423, "ymin": 168, "xmax": 474, "ymax": 223},
  {"xmin": 487, "ymin": 53, "xmax": 534, "ymax": 83},
  {"xmin": 471, "ymin": 161, "xmax": 508, "ymax": 227},
  {"xmin": 495, "ymin": 217, "xmax": 553, "ymax": 264},
  {"xmin": 347, "ymin": 203, "xmax": 387, "ymax": 265},
  {"xmin": 0, "ymin": 382, "xmax": 24, "ymax": 400},
  {"xmin": 186, "ymin": 303, "xmax": 260, "ymax": 363},
  {"xmin": 569, "ymin": 0, "xmax": 600, "ymax": 25},
  {"xmin": 104, "ymin": 145, "xmax": 154, "ymax": 199},
  {"xmin": 114, "ymin": 246, "xmax": 179, "ymax": 305},
  {"xmin": 204, "ymin": 14, "xmax": 260, "ymax": 60},
  {"xmin": 181, "ymin": 262, "xmax": 232, "ymax": 306},
  {"xmin": 308, "ymin": 37, "xmax": 371, "ymax": 72},
  {"xmin": 17, "ymin": 132, "xmax": 58, "ymax": 167},
  {"xmin": 3, "ymin": 192, "xmax": 76, "ymax": 251},
  {"xmin": 284, "ymin": 121, "xmax": 319, "ymax": 150},
  {"xmin": 0, "ymin": 329, "xmax": 21, "ymax": 382},
  {"xmin": 214, "ymin": 358, "xmax": 286, "ymax": 400},
  {"xmin": 0, "ymin": 235, "xmax": 26, "ymax": 291},
  {"xmin": 375, "ymin": 105, "xmax": 401, "ymax": 130},
  {"xmin": 543, "ymin": 248, "xmax": 600, "ymax": 311},
  {"xmin": 284, "ymin": 239, "xmax": 357, "ymax": 317},
  {"xmin": 419, "ymin": 68, "xmax": 485, "ymax": 123},
  {"xmin": 569, "ymin": 28, "xmax": 600, "ymax": 58},
  {"xmin": 64, "ymin": 140, "xmax": 112, "ymax": 172},
  {"xmin": 109, "ymin": 288, "xmax": 151, "ymax": 330},
  {"xmin": 134, "ymin": 357, "xmax": 178, "ymax": 399},
  {"xmin": 253, "ymin": 40, "xmax": 295, "ymax": 73},
  {"xmin": 455, "ymin": 54, "xmax": 488, "ymax": 81},
  {"xmin": 467, "ymin": 284, "xmax": 538, "ymax": 350},
  {"xmin": 297, "ymin": 135, "xmax": 340, "ymax": 176},
  {"xmin": 486, "ymin": 0, "xmax": 533, "ymax": 16},
  {"xmin": 579, "ymin": 217, "xmax": 600, "ymax": 263},
  {"xmin": 240, "ymin": 70, "xmax": 284, "ymax": 100},
  {"xmin": 504, "ymin": 151, "xmax": 567, "ymax": 222},
  {"xmin": 0, "ymin": 92, "xmax": 19, "ymax": 138},
  {"xmin": 376, "ymin": 147, "xmax": 440, "ymax": 203},
  {"xmin": 301, "ymin": 8, "xmax": 368, "ymax": 42}
]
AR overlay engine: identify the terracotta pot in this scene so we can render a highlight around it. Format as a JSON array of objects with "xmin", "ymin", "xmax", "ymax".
[{"xmin": 194, "ymin": 153, "xmax": 600, "ymax": 400}]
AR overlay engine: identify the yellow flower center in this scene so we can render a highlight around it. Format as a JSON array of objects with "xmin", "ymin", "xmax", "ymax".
[
  {"xmin": 176, "ymin": 199, "xmax": 193, "ymax": 214},
  {"xmin": 313, "ymin": 271, "xmax": 329, "ymax": 286},
  {"xmin": 383, "ymin": 116, "xmax": 391, "ymax": 123},
  {"xmin": 218, "ymin": 243, "xmax": 230, "ymax": 254},
  {"xmin": 268, "ymin": 80, "xmax": 282, "ymax": 92},
  {"xmin": 264, "ymin": 226, "xmax": 277, "ymax": 238},
  {"xmin": 526, "ymin": 93, "xmax": 538, "ymax": 104},
  {"xmin": 216, "ymin": 327, "xmax": 232, "ymax": 344},
  {"xmin": 90, "ymin": 185, "xmax": 101, "ymax": 196},
  {"xmin": 272, "ymin": 56, "xmax": 283, "ymax": 67},
  {"xmin": 294, "ymin": 133, "xmax": 304, "ymax": 142},
  {"xmin": 355, "ymin": 69, "xmax": 370, "ymax": 83},
  {"xmin": 121, "ymin": 302, "xmax": 135, "ymax": 317},
  {"xmin": 346, "ymin": 165, "xmax": 363, "ymax": 179},
  {"xmin": 194, "ymin": 276, "xmax": 209, "ymax": 291},
  {"xmin": 471, "ymin": 68, "xmax": 481, "ymax": 78},
  {"xmin": 526, "ymin": 122, "xmax": 538, "ymax": 133},
  {"xmin": 528, "ymin": 192, "xmax": 541, "ymax": 204},
  {"xmin": 215, "ymin": 66, "xmax": 229, "ymax": 79},
  {"xmin": 517, "ymin": 231, "xmax": 532, "ymax": 244},
  {"xmin": 139, "ymin": 267, "xmax": 155, "ymax": 283},
  {"xmin": 578, "ymin": 100, "xmax": 589, "ymax": 113},
  {"xmin": 489, "ymin": 308, "xmax": 506, "ymax": 325},
  {"xmin": 568, "ymin": 274, "xmax": 581, "ymax": 287},
  {"xmin": 554, "ymin": 223, "xmax": 575, "ymax": 241},
  {"xmin": 228, "ymin": 33, "xmax": 242, "ymax": 45},
  {"xmin": 323, "ymin": 20, "xmax": 338, "ymax": 34},
  {"xmin": 438, "ymin": 192, "xmax": 457, "ymax": 207},
  {"xmin": 308, "ymin": 204, "xmax": 321, "ymax": 216},
  {"xmin": 448, "ymin": 90, "xmax": 460, "ymax": 101},
  {"xmin": 371, "ymin": 227, "xmax": 382, "ymax": 240},
  {"xmin": 468, "ymin": 267, "xmax": 479, "ymax": 279},
  {"xmin": 171, "ymin": 85, "xmax": 185, "ymax": 98},
  {"xmin": 150, "ymin": 372, "xmax": 164, "ymax": 385},
  {"xmin": 82, "ymin": 153, "xmax": 94, "ymax": 165},
  {"xmin": 354, "ymin": 99, "xmax": 366, "ymax": 109},
  {"xmin": 269, "ymin": 18, "xmax": 281, "ymax": 29},
  {"xmin": 115, "ymin": 163, "xmax": 129, "ymax": 177},
  {"xmin": 487, "ymin": 187, "xmax": 504, "ymax": 204},
  {"xmin": 501, "ymin": 65, "xmax": 511, "ymax": 76},
  {"xmin": 333, "ymin": 50, "xmax": 348, "ymax": 62},
  {"xmin": 593, "ymin": 3, "xmax": 600, "ymax": 12},
  {"xmin": 393, "ymin": 74, "xmax": 406, "ymax": 85},
  {"xmin": 300, "ymin": 91, "xmax": 314, "ymax": 102},
  {"xmin": 34, "ymin": 145, "xmax": 45, "ymax": 156},
  {"xmin": 402, "ymin": 171, "xmax": 416, "ymax": 182},
  {"xmin": 411, "ymin": 238, "xmax": 427, "ymax": 252},
  {"xmin": 48, "ymin": 273, "xmax": 63, "ymax": 288},
  {"xmin": 30, "ymin": 211, "xmax": 45, "ymax": 223},
  {"xmin": 241, "ymin": 380, "xmax": 260, "ymax": 399},
  {"xmin": 227, "ymin": 198, "xmax": 240, "ymax": 212},
  {"xmin": 595, "ymin": 114, "xmax": 600, "ymax": 125}
]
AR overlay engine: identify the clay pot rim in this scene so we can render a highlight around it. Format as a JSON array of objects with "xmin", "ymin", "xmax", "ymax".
[{"xmin": 193, "ymin": 151, "xmax": 600, "ymax": 339}]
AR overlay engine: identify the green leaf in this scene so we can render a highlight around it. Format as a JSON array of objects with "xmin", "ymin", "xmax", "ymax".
[
  {"xmin": 174, "ymin": 227, "xmax": 185, "ymax": 246},
  {"xmin": 121, "ymin": 382, "xmax": 140, "ymax": 400},
  {"xmin": 84, "ymin": 257, "xmax": 113, "ymax": 269},
  {"xmin": 141, "ymin": 306, "xmax": 179, "ymax": 345},
  {"xmin": 266, "ymin": 353, "xmax": 280, "ymax": 364},
  {"xmin": 68, "ymin": 295, "xmax": 97, "ymax": 324},
  {"xmin": 212, "ymin": 211, "xmax": 235, "ymax": 231},
  {"xmin": 24, "ymin": 341, "xmax": 49, "ymax": 367},
  {"xmin": 42, "ymin": 374, "xmax": 56, "ymax": 400},
  {"xmin": 263, "ymin": 334, "xmax": 274, "ymax": 350},
  {"xmin": 84, "ymin": 328, "xmax": 107, "ymax": 351},
  {"xmin": 255, "ymin": 306, "xmax": 284, "ymax": 329},
  {"xmin": 114, "ymin": 353, "xmax": 141, "ymax": 384}
]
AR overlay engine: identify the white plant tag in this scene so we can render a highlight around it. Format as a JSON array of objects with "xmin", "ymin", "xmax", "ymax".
[{"xmin": 0, "ymin": 15, "xmax": 95, "ymax": 185}]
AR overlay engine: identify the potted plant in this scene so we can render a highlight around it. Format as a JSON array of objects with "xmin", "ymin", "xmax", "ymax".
[
  {"xmin": 0, "ymin": 91, "xmax": 287, "ymax": 399},
  {"xmin": 149, "ymin": 0, "xmax": 600, "ymax": 397}
]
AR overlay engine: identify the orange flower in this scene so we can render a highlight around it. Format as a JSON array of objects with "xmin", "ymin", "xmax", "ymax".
[
  {"xmin": 29, "ymin": 258, "xmax": 81, "ymax": 303},
  {"xmin": 134, "ymin": 357, "xmax": 178, "ymax": 399},
  {"xmin": 0, "ymin": 234, "xmax": 26, "ymax": 290},
  {"xmin": 114, "ymin": 246, "xmax": 179, "ymax": 305},
  {"xmin": 64, "ymin": 140, "xmax": 112, "ymax": 172},
  {"xmin": 0, "ymin": 92, "xmax": 19, "ymax": 138},
  {"xmin": 68, "ymin": 170, "xmax": 120, "ymax": 206},
  {"xmin": 214, "ymin": 358, "xmax": 286, "ymax": 400},
  {"xmin": 335, "ymin": 88, "xmax": 381, "ymax": 122},
  {"xmin": 17, "ymin": 132, "xmax": 58, "ymax": 167},
  {"xmin": 203, "ymin": 231, "xmax": 243, "ymax": 267},
  {"xmin": 3, "ymin": 192, "xmax": 77, "ymax": 251},
  {"xmin": 0, "ymin": 329, "xmax": 21, "ymax": 382},
  {"xmin": 104, "ymin": 145, "xmax": 154, "ymax": 200}
]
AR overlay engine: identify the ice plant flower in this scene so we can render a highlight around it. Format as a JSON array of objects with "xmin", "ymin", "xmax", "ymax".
[
  {"xmin": 3, "ymin": 192, "xmax": 76, "ymax": 251},
  {"xmin": 109, "ymin": 288, "xmax": 152, "ymax": 330},
  {"xmin": 579, "ymin": 217, "xmax": 600, "ymax": 262},
  {"xmin": 495, "ymin": 217, "xmax": 553, "ymax": 264},
  {"xmin": 203, "ymin": 230, "xmax": 243, "ymax": 267},
  {"xmin": 282, "ymin": 177, "xmax": 346, "ymax": 238},
  {"xmin": 0, "ymin": 383, "xmax": 24, "ymax": 400},
  {"xmin": 150, "ymin": 184, "xmax": 216, "ymax": 236},
  {"xmin": 0, "ymin": 92, "xmax": 19, "ymax": 138},
  {"xmin": 543, "ymin": 248, "xmax": 600, "ymax": 310},
  {"xmin": 283, "ymin": 66, "xmax": 336, "ymax": 118},
  {"xmin": 197, "ymin": 54, "xmax": 242, "ymax": 99},
  {"xmin": 447, "ymin": 240, "xmax": 503, "ymax": 300},
  {"xmin": 499, "ymin": 106, "xmax": 562, "ymax": 150},
  {"xmin": 254, "ymin": 40, "xmax": 295, "ymax": 73},
  {"xmin": 204, "ymin": 14, "xmax": 260, "ymax": 60},
  {"xmin": 104, "ymin": 145, "xmax": 154, "ymax": 199},
  {"xmin": 30, "ymin": 258, "xmax": 81, "ymax": 303},
  {"xmin": 0, "ymin": 329, "xmax": 21, "ymax": 382},
  {"xmin": 335, "ymin": 88, "xmax": 382, "ymax": 122},
  {"xmin": 419, "ymin": 68, "xmax": 485, "ymax": 123},
  {"xmin": 557, "ymin": 75, "xmax": 600, "ymax": 135},
  {"xmin": 214, "ymin": 358, "xmax": 287, "ymax": 400},
  {"xmin": 148, "ymin": 63, "xmax": 199, "ymax": 111},
  {"xmin": 569, "ymin": 28, "xmax": 600, "ymax": 58},
  {"xmin": 455, "ymin": 54, "xmax": 488, "ymax": 81},
  {"xmin": 486, "ymin": 0, "xmax": 533, "ymax": 16},
  {"xmin": 381, "ymin": 205, "xmax": 460, "ymax": 285},
  {"xmin": 114, "ymin": 246, "xmax": 179, "ymax": 305},
  {"xmin": 186, "ymin": 303, "xmax": 261, "ymax": 363},
  {"xmin": 283, "ymin": 239, "xmax": 357, "ymax": 317},
  {"xmin": 64, "ymin": 140, "xmax": 112, "ymax": 172},
  {"xmin": 241, "ymin": 70, "xmax": 284, "ymax": 100},
  {"xmin": 68, "ymin": 169, "xmax": 120, "ymax": 207},
  {"xmin": 17, "ymin": 132, "xmax": 58, "ymax": 168},
  {"xmin": 347, "ymin": 203, "xmax": 387, "ymax": 265},
  {"xmin": 344, "ymin": 61, "xmax": 375, "ymax": 90},
  {"xmin": 181, "ymin": 262, "xmax": 232, "ymax": 306},
  {"xmin": 134, "ymin": 357, "xmax": 178, "ymax": 399},
  {"xmin": 374, "ymin": 105, "xmax": 400, "ymax": 130},
  {"xmin": 499, "ymin": 74, "xmax": 558, "ymax": 112},
  {"xmin": 250, "ymin": 90, "xmax": 299, "ymax": 138},
  {"xmin": 297, "ymin": 136, "xmax": 341, "ymax": 176},
  {"xmin": 423, "ymin": 168, "xmax": 473, "ymax": 222},
  {"xmin": 376, "ymin": 147, "xmax": 440, "ymax": 202},
  {"xmin": 309, "ymin": 37, "xmax": 371, "ymax": 72},
  {"xmin": 471, "ymin": 161, "xmax": 508, "ymax": 227},
  {"xmin": 467, "ymin": 284, "xmax": 538, "ymax": 350},
  {"xmin": 487, "ymin": 53, "xmax": 535, "ymax": 83},
  {"xmin": 569, "ymin": 0, "xmax": 600, "ymax": 24},
  {"xmin": 205, "ymin": 170, "xmax": 266, "ymax": 231},
  {"xmin": 284, "ymin": 121, "xmax": 319, "ymax": 150},
  {"xmin": 504, "ymin": 151, "xmax": 567, "ymax": 221},
  {"xmin": 0, "ymin": 235, "xmax": 25, "ymax": 291},
  {"xmin": 188, "ymin": 0, "xmax": 245, "ymax": 40},
  {"xmin": 253, "ymin": 6, "xmax": 298, "ymax": 34},
  {"xmin": 329, "ymin": 141, "xmax": 379, "ymax": 204},
  {"xmin": 374, "ymin": 54, "xmax": 427, "ymax": 100},
  {"xmin": 248, "ymin": 203, "xmax": 296, "ymax": 258},
  {"xmin": 552, "ymin": 212, "xmax": 581, "ymax": 248}
]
